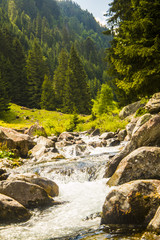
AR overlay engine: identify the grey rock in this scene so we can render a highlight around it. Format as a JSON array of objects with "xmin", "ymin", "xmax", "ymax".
[
  {"xmin": 107, "ymin": 147, "xmax": 160, "ymax": 186},
  {"xmin": 0, "ymin": 193, "xmax": 31, "ymax": 223},
  {"xmin": 101, "ymin": 180, "xmax": 160, "ymax": 227}
]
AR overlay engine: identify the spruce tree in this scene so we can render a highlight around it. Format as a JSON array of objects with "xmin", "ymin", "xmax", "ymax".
[
  {"xmin": 53, "ymin": 49, "xmax": 68, "ymax": 109},
  {"xmin": 63, "ymin": 45, "xmax": 91, "ymax": 114},
  {"xmin": 0, "ymin": 73, "xmax": 10, "ymax": 112},
  {"xmin": 41, "ymin": 75, "xmax": 55, "ymax": 110},
  {"xmin": 11, "ymin": 37, "xmax": 28, "ymax": 106},
  {"xmin": 26, "ymin": 39, "xmax": 48, "ymax": 108},
  {"xmin": 106, "ymin": 0, "xmax": 160, "ymax": 103}
]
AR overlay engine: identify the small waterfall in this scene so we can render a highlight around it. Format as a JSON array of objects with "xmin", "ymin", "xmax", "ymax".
[{"xmin": 0, "ymin": 137, "xmax": 126, "ymax": 240}]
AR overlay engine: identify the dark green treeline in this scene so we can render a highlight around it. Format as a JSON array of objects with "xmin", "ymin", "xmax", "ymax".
[{"xmin": 0, "ymin": 0, "xmax": 112, "ymax": 114}]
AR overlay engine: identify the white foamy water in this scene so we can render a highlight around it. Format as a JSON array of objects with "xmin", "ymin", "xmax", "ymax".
[
  {"xmin": 0, "ymin": 136, "xmax": 123, "ymax": 240},
  {"xmin": 0, "ymin": 167, "xmax": 109, "ymax": 240}
]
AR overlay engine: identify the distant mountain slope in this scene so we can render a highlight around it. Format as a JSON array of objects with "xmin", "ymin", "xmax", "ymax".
[{"xmin": 0, "ymin": 0, "xmax": 112, "ymax": 111}]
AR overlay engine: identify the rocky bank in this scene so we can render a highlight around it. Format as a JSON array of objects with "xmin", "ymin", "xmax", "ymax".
[
  {"xmin": 0, "ymin": 93, "xmax": 160, "ymax": 239},
  {"xmin": 102, "ymin": 92, "xmax": 160, "ymax": 239}
]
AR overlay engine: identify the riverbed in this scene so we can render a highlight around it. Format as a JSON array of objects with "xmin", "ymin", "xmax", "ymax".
[{"xmin": 0, "ymin": 136, "xmax": 142, "ymax": 239}]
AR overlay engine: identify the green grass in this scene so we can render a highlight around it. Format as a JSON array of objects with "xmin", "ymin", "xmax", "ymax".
[{"xmin": 0, "ymin": 104, "xmax": 128, "ymax": 135}]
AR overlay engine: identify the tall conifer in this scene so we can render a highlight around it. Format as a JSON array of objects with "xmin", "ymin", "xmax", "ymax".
[
  {"xmin": 63, "ymin": 45, "xmax": 91, "ymax": 114},
  {"xmin": 26, "ymin": 39, "xmax": 48, "ymax": 108}
]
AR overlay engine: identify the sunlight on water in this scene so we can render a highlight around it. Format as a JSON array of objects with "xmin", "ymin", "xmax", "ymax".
[
  {"xmin": 0, "ymin": 177, "xmax": 109, "ymax": 240},
  {"xmin": 0, "ymin": 136, "xmax": 123, "ymax": 240}
]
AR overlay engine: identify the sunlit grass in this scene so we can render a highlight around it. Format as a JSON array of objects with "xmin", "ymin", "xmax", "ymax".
[{"xmin": 0, "ymin": 104, "xmax": 128, "ymax": 135}]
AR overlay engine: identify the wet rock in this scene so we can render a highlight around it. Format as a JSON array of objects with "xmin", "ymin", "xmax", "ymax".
[
  {"xmin": 88, "ymin": 141, "xmax": 102, "ymax": 148},
  {"xmin": 109, "ymin": 139, "xmax": 120, "ymax": 147},
  {"xmin": 132, "ymin": 113, "xmax": 152, "ymax": 136},
  {"xmin": 107, "ymin": 147, "xmax": 160, "ymax": 186},
  {"xmin": 141, "ymin": 232, "xmax": 160, "ymax": 240},
  {"xmin": 0, "ymin": 193, "xmax": 31, "ymax": 223},
  {"xmin": 145, "ymin": 92, "xmax": 160, "ymax": 113},
  {"xmin": 125, "ymin": 122, "xmax": 136, "ymax": 140},
  {"xmin": 0, "ymin": 180, "xmax": 54, "ymax": 208},
  {"xmin": 25, "ymin": 124, "xmax": 47, "ymax": 137},
  {"xmin": 147, "ymin": 206, "xmax": 160, "ymax": 234},
  {"xmin": 100, "ymin": 132, "xmax": 115, "ymax": 140},
  {"xmin": 119, "ymin": 101, "xmax": 145, "ymax": 119},
  {"xmin": 104, "ymin": 114, "xmax": 160, "ymax": 178},
  {"xmin": 101, "ymin": 180, "xmax": 160, "ymax": 227},
  {"xmin": 0, "ymin": 173, "xmax": 9, "ymax": 181},
  {"xmin": 35, "ymin": 136, "xmax": 55, "ymax": 148},
  {"xmin": 8, "ymin": 174, "xmax": 59, "ymax": 197},
  {"xmin": 117, "ymin": 129, "xmax": 127, "ymax": 141},
  {"xmin": 0, "ymin": 168, "xmax": 6, "ymax": 175},
  {"xmin": 0, "ymin": 126, "xmax": 35, "ymax": 158},
  {"xmin": 90, "ymin": 129, "xmax": 100, "ymax": 136},
  {"xmin": 58, "ymin": 132, "xmax": 74, "ymax": 141}
]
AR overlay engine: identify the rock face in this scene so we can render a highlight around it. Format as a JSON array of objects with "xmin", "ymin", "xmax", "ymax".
[
  {"xmin": 145, "ymin": 92, "xmax": 160, "ymax": 113},
  {"xmin": 0, "ymin": 180, "xmax": 53, "ymax": 208},
  {"xmin": 101, "ymin": 180, "xmax": 160, "ymax": 226},
  {"xmin": 0, "ymin": 127, "xmax": 35, "ymax": 157},
  {"xmin": 104, "ymin": 114, "xmax": 160, "ymax": 178},
  {"xmin": 107, "ymin": 147, "xmax": 160, "ymax": 186},
  {"xmin": 147, "ymin": 206, "xmax": 160, "ymax": 234},
  {"xmin": 0, "ymin": 193, "xmax": 31, "ymax": 223},
  {"xmin": 119, "ymin": 101, "xmax": 145, "ymax": 119}
]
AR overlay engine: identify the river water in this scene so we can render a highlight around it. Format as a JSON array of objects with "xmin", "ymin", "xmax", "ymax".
[{"xmin": 0, "ymin": 136, "xmax": 141, "ymax": 240}]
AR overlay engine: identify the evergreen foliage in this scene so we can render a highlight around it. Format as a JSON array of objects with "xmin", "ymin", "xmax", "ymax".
[
  {"xmin": 106, "ymin": 0, "xmax": 160, "ymax": 104},
  {"xmin": 0, "ymin": 0, "xmax": 111, "ymax": 113},
  {"xmin": 0, "ymin": 74, "xmax": 10, "ymax": 112},
  {"xmin": 63, "ymin": 45, "xmax": 91, "ymax": 114},
  {"xmin": 26, "ymin": 40, "xmax": 48, "ymax": 108},
  {"xmin": 92, "ymin": 84, "xmax": 114, "ymax": 116},
  {"xmin": 41, "ymin": 75, "xmax": 55, "ymax": 110},
  {"xmin": 53, "ymin": 49, "xmax": 69, "ymax": 108}
]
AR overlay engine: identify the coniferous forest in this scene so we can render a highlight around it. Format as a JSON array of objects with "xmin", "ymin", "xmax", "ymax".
[
  {"xmin": 1, "ymin": 0, "xmax": 160, "ymax": 116},
  {"xmin": 0, "ymin": 0, "xmax": 112, "ymax": 114}
]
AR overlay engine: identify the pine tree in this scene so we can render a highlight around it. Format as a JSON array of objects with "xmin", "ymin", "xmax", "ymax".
[
  {"xmin": 63, "ymin": 45, "xmax": 91, "ymax": 114},
  {"xmin": 26, "ymin": 39, "xmax": 48, "ymax": 108},
  {"xmin": 41, "ymin": 75, "xmax": 55, "ymax": 110}
]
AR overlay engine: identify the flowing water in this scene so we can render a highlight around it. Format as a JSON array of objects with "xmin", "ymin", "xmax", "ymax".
[{"xmin": 0, "ymin": 137, "xmax": 141, "ymax": 240}]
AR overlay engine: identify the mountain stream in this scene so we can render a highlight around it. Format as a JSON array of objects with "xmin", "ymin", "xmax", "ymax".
[{"xmin": 0, "ymin": 136, "xmax": 141, "ymax": 240}]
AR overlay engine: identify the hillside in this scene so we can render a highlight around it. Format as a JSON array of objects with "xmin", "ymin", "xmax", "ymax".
[{"xmin": 0, "ymin": 0, "xmax": 112, "ymax": 114}]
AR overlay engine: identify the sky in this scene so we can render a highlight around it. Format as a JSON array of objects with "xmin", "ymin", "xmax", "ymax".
[{"xmin": 72, "ymin": 0, "xmax": 113, "ymax": 26}]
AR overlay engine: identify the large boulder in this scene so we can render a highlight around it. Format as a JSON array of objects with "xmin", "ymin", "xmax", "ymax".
[
  {"xmin": 35, "ymin": 136, "xmax": 55, "ymax": 148},
  {"xmin": 8, "ymin": 174, "xmax": 59, "ymax": 197},
  {"xmin": 101, "ymin": 180, "xmax": 160, "ymax": 227},
  {"xmin": 145, "ymin": 92, "xmax": 160, "ymax": 113},
  {"xmin": 58, "ymin": 132, "xmax": 74, "ymax": 141},
  {"xmin": 141, "ymin": 232, "xmax": 160, "ymax": 240},
  {"xmin": 147, "ymin": 206, "xmax": 160, "ymax": 234},
  {"xmin": 107, "ymin": 147, "xmax": 160, "ymax": 186},
  {"xmin": 104, "ymin": 114, "xmax": 160, "ymax": 178},
  {"xmin": 25, "ymin": 124, "xmax": 47, "ymax": 137},
  {"xmin": 0, "ymin": 127, "xmax": 35, "ymax": 157},
  {"xmin": 0, "ymin": 180, "xmax": 54, "ymax": 208},
  {"xmin": 0, "ymin": 193, "xmax": 31, "ymax": 223},
  {"xmin": 119, "ymin": 101, "xmax": 145, "ymax": 119},
  {"xmin": 100, "ymin": 132, "xmax": 115, "ymax": 140}
]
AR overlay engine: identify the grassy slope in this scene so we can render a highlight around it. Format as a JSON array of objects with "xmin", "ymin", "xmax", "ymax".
[{"xmin": 0, "ymin": 104, "xmax": 128, "ymax": 135}]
